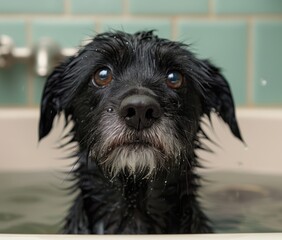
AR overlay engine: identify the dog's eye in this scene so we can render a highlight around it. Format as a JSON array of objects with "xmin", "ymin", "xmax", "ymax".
[
  {"xmin": 92, "ymin": 67, "xmax": 113, "ymax": 87},
  {"xmin": 166, "ymin": 71, "xmax": 184, "ymax": 89}
]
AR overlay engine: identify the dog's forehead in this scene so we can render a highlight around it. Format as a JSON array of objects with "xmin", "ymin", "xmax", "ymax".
[
  {"xmin": 83, "ymin": 31, "xmax": 193, "ymax": 77},
  {"xmin": 91, "ymin": 31, "xmax": 187, "ymax": 57}
]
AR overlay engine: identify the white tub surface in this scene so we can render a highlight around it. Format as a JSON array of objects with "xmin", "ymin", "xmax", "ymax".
[{"xmin": 0, "ymin": 108, "xmax": 282, "ymax": 174}]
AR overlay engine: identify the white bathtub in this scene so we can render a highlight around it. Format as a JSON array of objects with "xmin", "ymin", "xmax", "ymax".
[{"xmin": 0, "ymin": 108, "xmax": 281, "ymax": 239}]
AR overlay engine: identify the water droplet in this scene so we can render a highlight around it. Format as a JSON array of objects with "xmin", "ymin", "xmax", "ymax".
[
  {"xmin": 261, "ymin": 78, "xmax": 268, "ymax": 86},
  {"xmin": 177, "ymin": 102, "xmax": 181, "ymax": 108}
]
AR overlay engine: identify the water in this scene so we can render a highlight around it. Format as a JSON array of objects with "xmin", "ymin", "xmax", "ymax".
[
  {"xmin": 0, "ymin": 171, "xmax": 281, "ymax": 234},
  {"xmin": 202, "ymin": 172, "xmax": 282, "ymax": 233},
  {"xmin": 0, "ymin": 172, "xmax": 72, "ymax": 234}
]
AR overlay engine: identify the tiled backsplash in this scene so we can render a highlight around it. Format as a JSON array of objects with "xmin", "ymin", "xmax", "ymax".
[{"xmin": 0, "ymin": 0, "xmax": 282, "ymax": 107}]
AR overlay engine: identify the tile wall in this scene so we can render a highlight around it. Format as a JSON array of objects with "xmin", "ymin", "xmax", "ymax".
[{"xmin": 0, "ymin": 0, "xmax": 282, "ymax": 107}]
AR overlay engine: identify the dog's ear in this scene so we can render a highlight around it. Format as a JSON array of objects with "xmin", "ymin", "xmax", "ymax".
[
  {"xmin": 39, "ymin": 58, "xmax": 73, "ymax": 141},
  {"xmin": 195, "ymin": 59, "xmax": 244, "ymax": 142}
]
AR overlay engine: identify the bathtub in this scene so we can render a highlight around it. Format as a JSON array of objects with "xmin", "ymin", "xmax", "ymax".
[{"xmin": 0, "ymin": 108, "xmax": 281, "ymax": 239}]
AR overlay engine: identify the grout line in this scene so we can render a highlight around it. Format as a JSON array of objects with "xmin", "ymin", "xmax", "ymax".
[
  {"xmin": 26, "ymin": 63, "xmax": 35, "ymax": 106},
  {"xmin": 171, "ymin": 17, "xmax": 178, "ymax": 40},
  {"xmin": 26, "ymin": 17, "xmax": 33, "ymax": 48},
  {"xmin": 208, "ymin": 0, "xmax": 216, "ymax": 19},
  {"xmin": 123, "ymin": 0, "xmax": 130, "ymax": 16},
  {"xmin": 1, "ymin": 14, "xmax": 282, "ymax": 21},
  {"xmin": 96, "ymin": 21, "xmax": 102, "ymax": 33},
  {"xmin": 25, "ymin": 18, "xmax": 34, "ymax": 106},
  {"xmin": 246, "ymin": 17, "xmax": 255, "ymax": 107},
  {"xmin": 64, "ymin": 0, "xmax": 72, "ymax": 16}
]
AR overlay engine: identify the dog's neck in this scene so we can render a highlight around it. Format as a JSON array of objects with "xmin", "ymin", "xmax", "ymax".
[
  {"xmin": 65, "ymin": 146, "xmax": 204, "ymax": 233},
  {"xmin": 77, "ymin": 151, "xmax": 195, "ymax": 226}
]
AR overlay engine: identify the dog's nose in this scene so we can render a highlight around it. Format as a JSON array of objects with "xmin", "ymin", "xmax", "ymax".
[{"xmin": 119, "ymin": 95, "xmax": 162, "ymax": 130}]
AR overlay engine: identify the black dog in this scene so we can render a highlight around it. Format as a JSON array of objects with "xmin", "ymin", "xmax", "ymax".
[{"xmin": 39, "ymin": 31, "xmax": 243, "ymax": 234}]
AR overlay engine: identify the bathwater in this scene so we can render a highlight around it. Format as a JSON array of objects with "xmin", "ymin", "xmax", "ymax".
[{"xmin": 0, "ymin": 171, "xmax": 281, "ymax": 233}]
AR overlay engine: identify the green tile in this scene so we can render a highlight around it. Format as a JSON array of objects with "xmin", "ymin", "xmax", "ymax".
[
  {"xmin": 254, "ymin": 21, "xmax": 282, "ymax": 105},
  {"xmin": 34, "ymin": 76, "xmax": 45, "ymax": 105},
  {"xmin": 70, "ymin": 0, "xmax": 122, "ymax": 14},
  {"xmin": 0, "ymin": 0, "xmax": 64, "ymax": 13},
  {"xmin": 0, "ymin": 20, "xmax": 26, "ymax": 47},
  {"xmin": 0, "ymin": 63, "xmax": 28, "ymax": 105},
  {"xmin": 32, "ymin": 20, "xmax": 95, "ymax": 48},
  {"xmin": 129, "ymin": 0, "xmax": 209, "ymax": 14},
  {"xmin": 177, "ymin": 20, "xmax": 247, "ymax": 105},
  {"xmin": 101, "ymin": 19, "xmax": 172, "ymax": 39},
  {"xmin": 215, "ymin": 0, "xmax": 282, "ymax": 14},
  {"xmin": 0, "ymin": 21, "xmax": 27, "ymax": 105}
]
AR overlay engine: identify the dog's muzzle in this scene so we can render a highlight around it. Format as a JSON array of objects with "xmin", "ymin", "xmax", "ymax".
[
  {"xmin": 119, "ymin": 95, "xmax": 162, "ymax": 130},
  {"xmin": 91, "ymin": 92, "xmax": 183, "ymax": 178}
]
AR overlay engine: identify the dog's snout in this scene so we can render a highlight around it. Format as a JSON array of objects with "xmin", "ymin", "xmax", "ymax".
[{"xmin": 119, "ymin": 95, "xmax": 161, "ymax": 130}]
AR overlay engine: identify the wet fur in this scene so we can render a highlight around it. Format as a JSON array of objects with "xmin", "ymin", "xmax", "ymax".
[{"xmin": 39, "ymin": 31, "xmax": 243, "ymax": 234}]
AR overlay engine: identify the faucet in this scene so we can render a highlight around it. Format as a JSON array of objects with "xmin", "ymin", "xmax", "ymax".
[
  {"xmin": 33, "ymin": 38, "xmax": 61, "ymax": 77},
  {"xmin": 0, "ymin": 35, "xmax": 31, "ymax": 68},
  {"xmin": 0, "ymin": 35, "xmax": 13, "ymax": 68},
  {"xmin": 0, "ymin": 35, "xmax": 77, "ymax": 77}
]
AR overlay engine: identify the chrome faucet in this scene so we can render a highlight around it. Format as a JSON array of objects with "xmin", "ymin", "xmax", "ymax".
[
  {"xmin": 0, "ymin": 35, "xmax": 32, "ymax": 68},
  {"xmin": 0, "ymin": 35, "xmax": 77, "ymax": 77},
  {"xmin": 33, "ymin": 38, "xmax": 61, "ymax": 77}
]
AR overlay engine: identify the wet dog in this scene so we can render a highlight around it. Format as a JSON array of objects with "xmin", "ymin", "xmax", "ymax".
[{"xmin": 39, "ymin": 31, "xmax": 243, "ymax": 234}]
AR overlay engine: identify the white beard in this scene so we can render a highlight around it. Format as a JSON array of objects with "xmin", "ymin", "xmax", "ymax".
[
  {"xmin": 101, "ymin": 145, "xmax": 163, "ymax": 178},
  {"xmin": 90, "ymin": 112, "xmax": 185, "ymax": 178}
]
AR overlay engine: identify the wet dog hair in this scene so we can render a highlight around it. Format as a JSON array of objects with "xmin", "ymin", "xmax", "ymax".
[{"xmin": 39, "ymin": 30, "xmax": 243, "ymax": 234}]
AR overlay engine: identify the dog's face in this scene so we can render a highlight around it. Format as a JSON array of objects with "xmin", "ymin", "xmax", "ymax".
[{"xmin": 39, "ymin": 31, "xmax": 243, "ymax": 178}]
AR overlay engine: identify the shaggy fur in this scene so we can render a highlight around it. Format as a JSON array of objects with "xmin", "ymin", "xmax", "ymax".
[{"xmin": 39, "ymin": 31, "xmax": 243, "ymax": 234}]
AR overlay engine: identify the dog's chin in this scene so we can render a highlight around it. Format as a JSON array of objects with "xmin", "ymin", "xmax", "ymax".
[
  {"xmin": 92, "ymin": 117, "xmax": 184, "ymax": 179},
  {"xmin": 97, "ymin": 144, "xmax": 166, "ymax": 179}
]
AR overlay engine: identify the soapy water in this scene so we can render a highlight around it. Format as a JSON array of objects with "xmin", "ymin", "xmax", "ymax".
[{"xmin": 0, "ymin": 171, "xmax": 281, "ymax": 233}]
